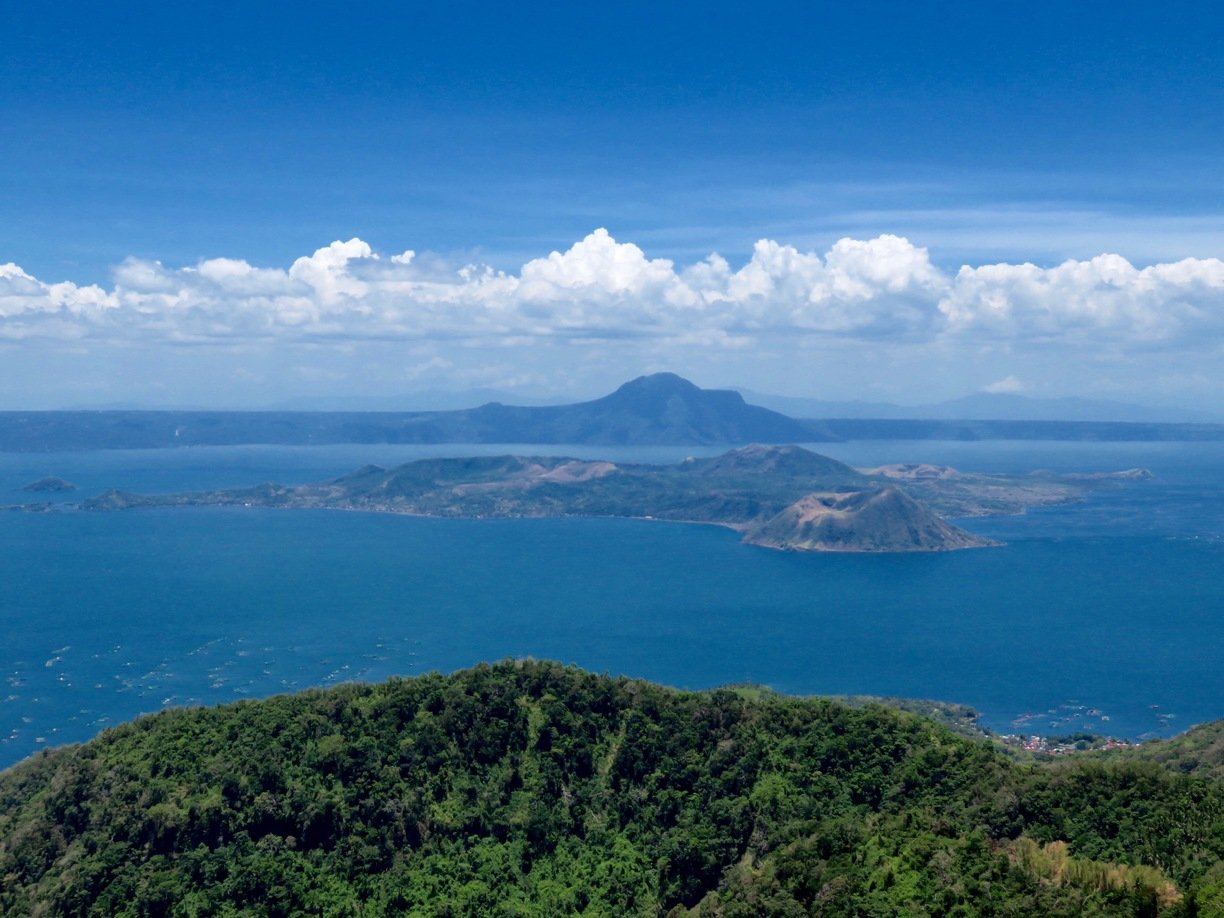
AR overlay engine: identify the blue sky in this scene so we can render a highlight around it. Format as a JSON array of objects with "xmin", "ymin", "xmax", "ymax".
[{"xmin": 1, "ymin": 1, "xmax": 1221, "ymax": 408}]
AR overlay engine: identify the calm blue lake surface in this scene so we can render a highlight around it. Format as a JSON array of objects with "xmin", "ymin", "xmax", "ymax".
[{"xmin": 2, "ymin": 440, "xmax": 1221, "ymax": 768}]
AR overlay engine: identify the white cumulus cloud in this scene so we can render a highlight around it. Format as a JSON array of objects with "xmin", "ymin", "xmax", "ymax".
[
  {"xmin": 1, "ymin": 232, "xmax": 1221, "ymax": 353},
  {"xmin": 0, "ymin": 263, "xmax": 117, "ymax": 339},
  {"xmin": 939, "ymin": 254, "xmax": 1224, "ymax": 342}
]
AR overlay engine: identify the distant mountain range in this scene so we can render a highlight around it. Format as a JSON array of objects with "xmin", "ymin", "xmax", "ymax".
[
  {"xmin": 1, "ymin": 373, "xmax": 1221, "ymax": 451},
  {"xmin": 61, "ymin": 381, "xmax": 1216, "ymax": 422},
  {"xmin": 737, "ymin": 388, "xmax": 1222, "ymax": 423},
  {"xmin": 0, "ymin": 374, "xmax": 815, "ymax": 451},
  {"xmin": 265, "ymin": 388, "xmax": 569, "ymax": 412}
]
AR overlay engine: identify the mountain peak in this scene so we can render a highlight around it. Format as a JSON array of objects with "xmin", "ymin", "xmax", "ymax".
[
  {"xmin": 608, "ymin": 373, "xmax": 741, "ymax": 403},
  {"xmin": 694, "ymin": 444, "xmax": 864, "ymax": 483},
  {"xmin": 569, "ymin": 374, "xmax": 818, "ymax": 444}
]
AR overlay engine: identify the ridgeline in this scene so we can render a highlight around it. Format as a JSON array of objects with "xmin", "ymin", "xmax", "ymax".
[{"xmin": 3, "ymin": 374, "xmax": 1221, "ymax": 451}]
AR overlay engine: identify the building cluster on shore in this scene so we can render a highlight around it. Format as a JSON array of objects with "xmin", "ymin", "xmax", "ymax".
[{"xmin": 1001, "ymin": 734, "xmax": 1136, "ymax": 756}]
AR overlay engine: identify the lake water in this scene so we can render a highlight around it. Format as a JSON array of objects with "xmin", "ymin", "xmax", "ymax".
[{"xmin": 2, "ymin": 440, "xmax": 1221, "ymax": 769}]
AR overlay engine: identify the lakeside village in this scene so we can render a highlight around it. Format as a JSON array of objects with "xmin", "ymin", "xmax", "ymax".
[
  {"xmin": 1000, "ymin": 733, "xmax": 1136, "ymax": 756},
  {"xmin": 996, "ymin": 701, "xmax": 1181, "ymax": 756}
]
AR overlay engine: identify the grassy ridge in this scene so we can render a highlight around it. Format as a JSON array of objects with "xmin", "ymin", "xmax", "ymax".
[{"xmin": 2, "ymin": 661, "xmax": 1223, "ymax": 915}]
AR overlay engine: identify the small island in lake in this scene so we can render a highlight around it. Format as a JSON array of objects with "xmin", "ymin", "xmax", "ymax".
[
  {"xmin": 68, "ymin": 443, "xmax": 1150, "ymax": 554},
  {"xmin": 19, "ymin": 476, "xmax": 76, "ymax": 493}
]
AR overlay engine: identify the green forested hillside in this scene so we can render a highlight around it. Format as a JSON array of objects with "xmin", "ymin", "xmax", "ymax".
[
  {"xmin": 1110, "ymin": 720, "xmax": 1224, "ymax": 781},
  {"xmin": 2, "ymin": 662, "xmax": 1222, "ymax": 916}
]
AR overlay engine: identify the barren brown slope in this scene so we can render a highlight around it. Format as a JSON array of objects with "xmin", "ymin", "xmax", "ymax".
[{"xmin": 744, "ymin": 485, "xmax": 996, "ymax": 552}]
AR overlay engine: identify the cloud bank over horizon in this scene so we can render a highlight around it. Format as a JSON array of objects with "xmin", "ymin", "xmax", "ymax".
[
  {"xmin": 3, "ymin": 229, "xmax": 1221, "ymax": 351},
  {"xmin": 3, "ymin": 230, "xmax": 1222, "ymax": 410}
]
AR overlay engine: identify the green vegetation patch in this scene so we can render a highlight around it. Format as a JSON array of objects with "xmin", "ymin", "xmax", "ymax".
[
  {"xmin": 2, "ymin": 661, "xmax": 1222, "ymax": 916},
  {"xmin": 1107, "ymin": 719, "xmax": 1224, "ymax": 781}
]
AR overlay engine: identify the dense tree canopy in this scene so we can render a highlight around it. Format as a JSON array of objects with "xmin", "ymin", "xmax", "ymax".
[{"xmin": 2, "ymin": 661, "xmax": 1222, "ymax": 915}]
